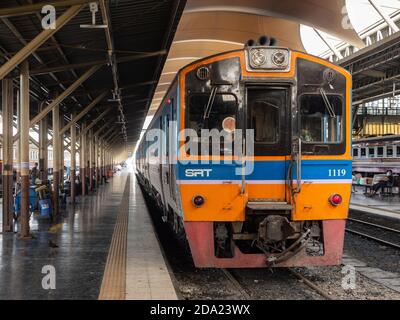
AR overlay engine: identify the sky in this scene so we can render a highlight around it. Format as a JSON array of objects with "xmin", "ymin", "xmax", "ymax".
[{"xmin": 301, "ymin": 0, "xmax": 400, "ymax": 56}]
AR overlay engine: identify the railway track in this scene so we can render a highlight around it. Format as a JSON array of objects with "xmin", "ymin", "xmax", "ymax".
[
  {"xmin": 346, "ymin": 217, "xmax": 400, "ymax": 250},
  {"xmin": 221, "ymin": 269, "xmax": 251, "ymax": 299},
  {"xmin": 221, "ymin": 268, "xmax": 335, "ymax": 300}
]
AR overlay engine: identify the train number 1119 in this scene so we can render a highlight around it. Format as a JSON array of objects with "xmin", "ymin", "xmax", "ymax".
[{"xmin": 328, "ymin": 169, "xmax": 347, "ymax": 177}]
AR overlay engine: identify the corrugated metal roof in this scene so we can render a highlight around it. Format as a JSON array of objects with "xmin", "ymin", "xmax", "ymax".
[{"xmin": 0, "ymin": 0, "xmax": 186, "ymax": 146}]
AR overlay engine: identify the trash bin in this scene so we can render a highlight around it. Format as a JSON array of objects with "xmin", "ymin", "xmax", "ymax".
[{"xmin": 38, "ymin": 199, "xmax": 52, "ymax": 217}]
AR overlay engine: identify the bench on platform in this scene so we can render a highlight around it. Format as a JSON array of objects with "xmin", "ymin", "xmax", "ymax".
[{"xmin": 353, "ymin": 173, "xmax": 395, "ymax": 196}]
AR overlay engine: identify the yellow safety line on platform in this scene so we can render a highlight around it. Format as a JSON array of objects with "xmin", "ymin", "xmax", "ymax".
[{"xmin": 98, "ymin": 175, "xmax": 130, "ymax": 300}]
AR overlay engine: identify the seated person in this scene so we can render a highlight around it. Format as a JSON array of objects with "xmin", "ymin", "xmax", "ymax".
[{"xmin": 370, "ymin": 170, "xmax": 394, "ymax": 196}]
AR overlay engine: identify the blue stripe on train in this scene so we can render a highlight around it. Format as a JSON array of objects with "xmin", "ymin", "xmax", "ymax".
[{"xmin": 177, "ymin": 160, "xmax": 352, "ymax": 181}]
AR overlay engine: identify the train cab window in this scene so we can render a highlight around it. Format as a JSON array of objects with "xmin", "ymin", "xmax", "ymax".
[
  {"xmin": 387, "ymin": 146, "xmax": 393, "ymax": 157},
  {"xmin": 353, "ymin": 148, "xmax": 359, "ymax": 157},
  {"xmin": 368, "ymin": 148, "xmax": 375, "ymax": 158},
  {"xmin": 300, "ymin": 94, "xmax": 343, "ymax": 144},
  {"xmin": 377, "ymin": 147, "xmax": 383, "ymax": 158},
  {"xmin": 186, "ymin": 93, "xmax": 238, "ymax": 155},
  {"xmin": 244, "ymin": 87, "xmax": 289, "ymax": 156},
  {"xmin": 247, "ymin": 89, "xmax": 284, "ymax": 144},
  {"xmin": 187, "ymin": 93, "xmax": 238, "ymax": 134}
]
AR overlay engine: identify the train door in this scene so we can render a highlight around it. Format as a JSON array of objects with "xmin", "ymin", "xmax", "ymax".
[{"xmin": 245, "ymin": 86, "xmax": 290, "ymax": 201}]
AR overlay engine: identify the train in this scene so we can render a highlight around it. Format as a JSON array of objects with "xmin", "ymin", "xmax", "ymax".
[
  {"xmin": 136, "ymin": 40, "xmax": 352, "ymax": 268},
  {"xmin": 352, "ymin": 135, "xmax": 400, "ymax": 174}
]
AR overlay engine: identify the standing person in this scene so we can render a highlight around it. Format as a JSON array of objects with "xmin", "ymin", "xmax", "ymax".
[{"xmin": 31, "ymin": 162, "xmax": 38, "ymax": 185}]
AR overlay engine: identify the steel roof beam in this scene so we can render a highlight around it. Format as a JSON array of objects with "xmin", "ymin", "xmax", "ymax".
[
  {"xmin": 368, "ymin": 0, "xmax": 399, "ymax": 33},
  {"xmin": 31, "ymin": 65, "xmax": 101, "ymax": 126},
  {"xmin": 0, "ymin": 5, "xmax": 84, "ymax": 80},
  {"xmin": 13, "ymin": 65, "xmax": 101, "ymax": 142},
  {"xmin": 99, "ymin": 0, "xmax": 127, "ymax": 141},
  {"xmin": 313, "ymin": 28, "xmax": 343, "ymax": 60},
  {"xmin": 93, "ymin": 122, "xmax": 110, "ymax": 137},
  {"xmin": 64, "ymin": 80, "xmax": 158, "ymax": 96},
  {"xmin": 77, "ymin": 106, "xmax": 113, "ymax": 139},
  {"xmin": 25, "ymin": 0, "xmax": 93, "ymax": 104},
  {"xmin": 29, "ymin": 50, "xmax": 167, "ymax": 75},
  {"xmin": 145, "ymin": 0, "xmax": 182, "ymax": 120},
  {"xmin": 0, "ymin": 16, "xmax": 81, "ymax": 106},
  {"xmin": 104, "ymin": 131, "xmax": 120, "ymax": 146},
  {"xmin": 59, "ymin": 91, "xmax": 108, "ymax": 135},
  {"xmin": 0, "ymin": 0, "xmax": 92, "ymax": 18},
  {"xmin": 99, "ymin": 125, "xmax": 116, "ymax": 140}
]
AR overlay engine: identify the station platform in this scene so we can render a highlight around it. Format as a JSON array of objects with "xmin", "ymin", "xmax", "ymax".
[
  {"xmin": 0, "ymin": 171, "xmax": 177, "ymax": 300},
  {"xmin": 350, "ymin": 187, "xmax": 400, "ymax": 220}
]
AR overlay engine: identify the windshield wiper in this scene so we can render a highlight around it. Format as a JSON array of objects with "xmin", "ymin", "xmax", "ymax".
[
  {"xmin": 203, "ymin": 86, "xmax": 218, "ymax": 120},
  {"xmin": 319, "ymin": 88, "xmax": 336, "ymax": 118}
]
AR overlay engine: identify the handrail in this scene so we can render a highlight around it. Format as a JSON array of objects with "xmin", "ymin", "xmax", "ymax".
[{"xmin": 296, "ymin": 138, "xmax": 302, "ymax": 193}]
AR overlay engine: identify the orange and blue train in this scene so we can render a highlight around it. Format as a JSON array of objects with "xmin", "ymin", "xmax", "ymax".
[{"xmin": 136, "ymin": 43, "xmax": 352, "ymax": 268}]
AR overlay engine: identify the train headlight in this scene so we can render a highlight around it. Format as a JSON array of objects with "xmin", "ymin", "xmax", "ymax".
[
  {"xmin": 272, "ymin": 51, "xmax": 286, "ymax": 66},
  {"xmin": 328, "ymin": 194, "xmax": 343, "ymax": 206},
  {"xmin": 249, "ymin": 48, "xmax": 267, "ymax": 67},
  {"xmin": 192, "ymin": 195, "xmax": 205, "ymax": 207},
  {"xmin": 246, "ymin": 47, "xmax": 290, "ymax": 71}
]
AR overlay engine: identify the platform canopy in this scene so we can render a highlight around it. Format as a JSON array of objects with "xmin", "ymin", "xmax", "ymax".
[
  {"xmin": 0, "ymin": 0, "xmax": 186, "ymax": 149},
  {"xmin": 147, "ymin": 0, "xmax": 363, "ymax": 115}
]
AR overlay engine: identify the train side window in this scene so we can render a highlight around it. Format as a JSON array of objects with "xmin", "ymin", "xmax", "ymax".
[
  {"xmin": 300, "ymin": 94, "xmax": 343, "ymax": 143},
  {"xmin": 353, "ymin": 148, "xmax": 358, "ymax": 157},
  {"xmin": 396, "ymin": 147, "xmax": 400, "ymax": 157},
  {"xmin": 377, "ymin": 146, "xmax": 383, "ymax": 157},
  {"xmin": 387, "ymin": 146, "xmax": 393, "ymax": 157},
  {"xmin": 368, "ymin": 147, "xmax": 375, "ymax": 158},
  {"xmin": 361, "ymin": 148, "xmax": 366, "ymax": 157}
]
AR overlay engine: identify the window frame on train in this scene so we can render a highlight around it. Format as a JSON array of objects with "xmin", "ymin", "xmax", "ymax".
[
  {"xmin": 185, "ymin": 92, "xmax": 239, "ymax": 156},
  {"xmin": 299, "ymin": 93, "xmax": 344, "ymax": 145},
  {"xmin": 361, "ymin": 147, "xmax": 366, "ymax": 157},
  {"xmin": 368, "ymin": 147, "xmax": 375, "ymax": 158},
  {"xmin": 377, "ymin": 146, "xmax": 384, "ymax": 158}
]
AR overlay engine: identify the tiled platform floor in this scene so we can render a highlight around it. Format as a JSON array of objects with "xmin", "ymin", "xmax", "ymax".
[
  {"xmin": 0, "ymin": 173, "xmax": 129, "ymax": 299},
  {"xmin": 0, "ymin": 170, "xmax": 177, "ymax": 300}
]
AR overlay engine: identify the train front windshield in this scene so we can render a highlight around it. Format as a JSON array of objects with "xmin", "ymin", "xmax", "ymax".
[
  {"xmin": 186, "ymin": 93, "xmax": 238, "ymax": 155},
  {"xmin": 187, "ymin": 93, "xmax": 238, "ymax": 134}
]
